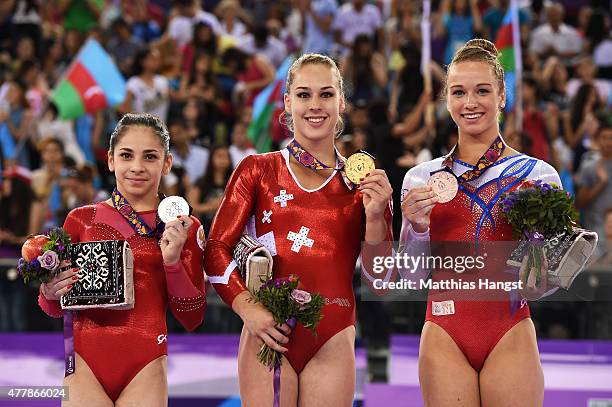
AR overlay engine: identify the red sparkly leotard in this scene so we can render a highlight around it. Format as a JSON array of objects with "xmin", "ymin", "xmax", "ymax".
[
  {"xmin": 400, "ymin": 154, "xmax": 561, "ymax": 371},
  {"xmin": 203, "ymin": 150, "xmax": 393, "ymax": 373},
  {"xmin": 38, "ymin": 201, "xmax": 206, "ymax": 401}
]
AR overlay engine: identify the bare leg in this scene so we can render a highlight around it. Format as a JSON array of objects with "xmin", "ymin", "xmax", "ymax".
[
  {"xmin": 238, "ymin": 326, "xmax": 299, "ymax": 406},
  {"xmin": 479, "ymin": 318, "xmax": 544, "ymax": 407},
  {"xmin": 419, "ymin": 321, "xmax": 480, "ymax": 407},
  {"xmin": 115, "ymin": 355, "xmax": 168, "ymax": 407},
  {"xmin": 62, "ymin": 352, "xmax": 113, "ymax": 407},
  {"xmin": 298, "ymin": 326, "xmax": 356, "ymax": 407}
]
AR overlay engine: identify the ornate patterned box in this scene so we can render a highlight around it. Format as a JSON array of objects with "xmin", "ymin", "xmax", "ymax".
[
  {"xmin": 507, "ymin": 227, "xmax": 598, "ymax": 290},
  {"xmin": 233, "ymin": 234, "xmax": 273, "ymax": 293},
  {"xmin": 61, "ymin": 240, "xmax": 134, "ymax": 310}
]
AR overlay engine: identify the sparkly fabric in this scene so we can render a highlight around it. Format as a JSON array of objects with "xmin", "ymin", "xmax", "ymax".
[
  {"xmin": 38, "ymin": 202, "xmax": 205, "ymax": 401},
  {"xmin": 441, "ymin": 135, "xmax": 505, "ymax": 184},
  {"xmin": 203, "ymin": 150, "xmax": 393, "ymax": 373},
  {"xmin": 401, "ymin": 154, "xmax": 561, "ymax": 372}
]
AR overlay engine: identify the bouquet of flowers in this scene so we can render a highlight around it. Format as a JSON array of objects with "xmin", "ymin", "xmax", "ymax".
[
  {"xmin": 17, "ymin": 228, "xmax": 71, "ymax": 284},
  {"xmin": 500, "ymin": 180, "xmax": 578, "ymax": 288},
  {"xmin": 255, "ymin": 274, "xmax": 324, "ymax": 369}
]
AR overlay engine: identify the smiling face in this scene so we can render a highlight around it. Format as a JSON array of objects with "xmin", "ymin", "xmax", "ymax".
[
  {"xmin": 284, "ymin": 63, "xmax": 345, "ymax": 144},
  {"xmin": 108, "ymin": 126, "xmax": 172, "ymax": 202},
  {"xmin": 446, "ymin": 61, "xmax": 505, "ymax": 139}
]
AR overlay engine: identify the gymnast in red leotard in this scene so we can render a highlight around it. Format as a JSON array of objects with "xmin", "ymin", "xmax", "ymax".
[
  {"xmin": 203, "ymin": 54, "xmax": 394, "ymax": 406},
  {"xmin": 400, "ymin": 39, "xmax": 559, "ymax": 406},
  {"xmin": 38, "ymin": 113, "xmax": 206, "ymax": 406}
]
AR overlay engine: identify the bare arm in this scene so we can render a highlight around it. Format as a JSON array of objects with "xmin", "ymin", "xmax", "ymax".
[
  {"xmin": 116, "ymin": 90, "xmax": 134, "ymax": 115},
  {"xmin": 244, "ymin": 55, "xmax": 275, "ymax": 91},
  {"xmin": 391, "ymin": 91, "xmax": 429, "ymax": 138},
  {"xmin": 371, "ymin": 52, "xmax": 388, "ymax": 87}
]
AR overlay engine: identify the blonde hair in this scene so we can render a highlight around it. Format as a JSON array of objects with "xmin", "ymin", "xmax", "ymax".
[
  {"xmin": 444, "ymin": 38, "xmax": 506, "ymax": 98},
  {"xmin": 281, "ymin": 53, "xmax": 346, "ymax": 136}
]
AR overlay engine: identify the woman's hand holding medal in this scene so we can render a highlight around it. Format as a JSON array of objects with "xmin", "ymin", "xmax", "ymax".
[
  {"xmin": 159, "ymin": 196, "xmax": 193, "ymax": 265},
  {"xmin": 358, "ymin": 169, "xmax": 393, "ymax": 219},
  {"xmin": 160, "ymin": 215, "xmax": 193, "ymax": 265},
  {"xmin": 401, "ymin": 186, "xmax": 440, "ymax": 233},
  {"xmin": 345, "ymin": 152, "xmax": 392, "ymax": 219}
]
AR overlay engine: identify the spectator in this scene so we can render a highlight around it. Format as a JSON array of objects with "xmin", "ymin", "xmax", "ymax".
[
  {"xmin": 40, "ymin": 37, "xmax": 68, "ymax": 86},
  {"xmin": 120, "ymin": 45, "xmax": 170, "ymax": 121},
  {"xmin": 587, "ymin": 9, "xmax": 612, "ymax": 79},
  {"xmin": 339, "ymin": 34, "xmax": 387, "ymax": 105},
  {"xmin": 0, "ymin": 165, "xmax": 33, "ymax": 332},
  {"xmin": 181, "ymin": 97, "xmax": 214, "ymax": 147},
  {"xmin": 520, "ymin": 75, "xmax": 551, "ymax": 162},
  {"xmin": 10, "ymin": 36, "xmax": 36, "ymax": 75},
  {"xmin": 575, "ymin": 123, "xmax": 612, "ymax": 251},
  {"xmin": 0, "ymin": 165, "xmax": 33, "ymax": 247},
  {"xmin": 187, "ymin": 144, "xmax": 233, "ymax": 232},
  {"xmin": 0, "ymin": 80, "xmax": 35, "ymax": 168},
  {"xmin": 126, "ymin": 0, "xmax": 162, "ymax": 44},
  {"xmin": 167, "ymin": 0, "xmax": 221, "ymax": 48},
  {"xmin": 36, "ymin": 103, "xmax": 85, "ymax": 166},
  {"xmin": 539, "ymin": 57, "xmax": 571, "ymax": 110},
  {"xmin": 180, "ymin": 21, "xmax": 219, "ymax": 75},
  {"xmin": 567, "ymin": 56, "xmax": 611, "ymax": 107},
  {"xmin": 438, "ymin": 0, "xmax": 482, "ymax": 65},
  {"xmin": 108, "ymin": 17, "xmax": 142, "ymax": 77},
  {"xmin": 505, "ymin": 130, "xmax": 533, "ymax": 156},
  {"xmin": 529, "ymin": 3, "xmax": 582, "ymax": 64},
  {"xmin": 62, "ymin": 164, "xmax": 107, "ymax": 210},
  {"xmin": 482, "ymin": 0, "xmax": 529, "ymax": 40},
  {"xmin": 215, "ymin": 0, "xmax": 250, "ymax": 40},
  {"xmin": 19, "ymin": 59, "xmax": 47, "ymax": 116},
  {"xmin": 228, "ymin": 121, "xmax": 256, "ymax": 167},
  {"xmin": 299, "ymin": 0, "xmax": 338, "ymax": 55},
  {"xmin": 384, "ymin": 0, "xmax": 421, "ymax": 58},
  {"xmin": 179, "ymin": 51, "xmax": 218, "ymax": 103},
  {"xmin": 29, "ymin": 137, "xmax": 68, "ymax": 233},
  {"xmin": 568, "ymin": 84, "xmax": 602, "ymax": 170},
  {"xmin": 238, "ymin": 25, "xmax": 288, "ymax": 69},
  {"xmin": 169, "ymin": 120, "xmax": 210, "ymax": 184},
  {"xmin": 10, "ymin": 0, "xmax": 42, "ymax": 51},
  {"xmin": 221, "ymin": 47, "xmax": 274, "ymax": 108},
  {"xmin": 332, "ymin": 0, "xmax": 384, "ymax": 54}
]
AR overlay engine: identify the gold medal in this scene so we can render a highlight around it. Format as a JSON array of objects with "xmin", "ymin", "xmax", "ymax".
[
  {"xmin": 428, "ymin": 171, "xmax": 458, "ymax": 203},
  {"xmin": 345, "ymin": 152, "xmax": 375, "ymax": 184}
]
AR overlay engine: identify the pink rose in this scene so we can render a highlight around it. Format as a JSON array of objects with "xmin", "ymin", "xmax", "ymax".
[
  {"xmin": 291, "ymin": 289, "xmax": 312, "ymax": 305},
  {"xmin": 37, "ymin": 250, "xmax": 60, "ymax": 271}
]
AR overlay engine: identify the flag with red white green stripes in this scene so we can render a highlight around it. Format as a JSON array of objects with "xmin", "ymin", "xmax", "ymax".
[
  {"xmin": 248, "ymin": 57, "xmax": 293, "ymax": 153},
  {"xmin": 494, "ymin": 0, "xmax": 522, "ymax": 114},
  {"xmin": 51, "ymin": 39, "xmax": 126, "ymax": 120}
]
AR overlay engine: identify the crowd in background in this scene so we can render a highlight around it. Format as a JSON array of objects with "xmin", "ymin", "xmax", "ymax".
[{"xmin": 0, "ymin": 0, "xmax": 610, "ymax": 349}]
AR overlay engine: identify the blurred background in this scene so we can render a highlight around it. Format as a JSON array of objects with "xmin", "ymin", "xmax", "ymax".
[{"xmin": 0, "ymin": 0, "xmax": 610, "ymax": 405}]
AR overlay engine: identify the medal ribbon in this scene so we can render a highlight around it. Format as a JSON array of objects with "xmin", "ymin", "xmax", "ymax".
[
  {"xmin": 440, "ymin": 135, "xmax": 505, "ymax": 183},
  {"xmin": 273, "ymin": 317, "xmax": 297, "ymax": 407},
  {"xmin": 64, "ymin": 311, "xmax": 75, "ymax": 377},
  {"xmin": 111, "ymin": 188, "xmax": 165, "ymax": 238},
  {"xmin": 286, "ymin": 138, "xmax": 345, "ymax": 171}
]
